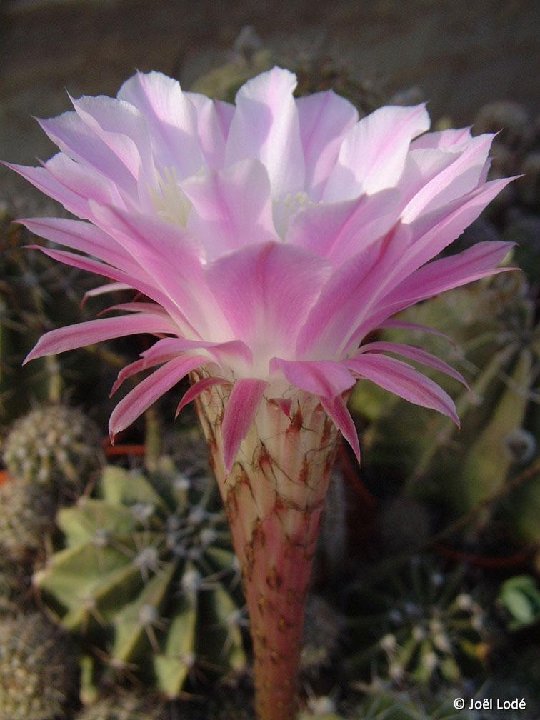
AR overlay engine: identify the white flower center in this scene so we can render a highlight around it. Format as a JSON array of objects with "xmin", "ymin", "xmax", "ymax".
[
  {"xmin": 273, "ymin": 191, "xmax": 314, "ymax": 238},
  {"xmin": 150, "ymin": 167, "xmax": 191, "ymax": 227}
]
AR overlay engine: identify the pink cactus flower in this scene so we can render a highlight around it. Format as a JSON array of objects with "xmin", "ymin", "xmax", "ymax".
[{"xmin": 8, "ymin": 67, "xmax": 513, "ymax": 720}]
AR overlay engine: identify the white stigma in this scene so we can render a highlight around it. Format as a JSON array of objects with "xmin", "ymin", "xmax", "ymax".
[
  {"xmin": 273, "ymin": 191, "xmax": 314, "ymax": 238},
  {"xmin": 150, "ymin": 167, "xmax": 191, "ymax": 227}
]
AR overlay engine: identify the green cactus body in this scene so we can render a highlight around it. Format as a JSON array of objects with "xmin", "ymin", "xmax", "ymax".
[
  {"xmin": 0, "ymin": 612, "xmax": 79, "ymax": 720},
  {"xmin": 35, "ymin": 460, "xmax": 246, "ymax": 697},
  {"xmin": 350, "ymin": 273, "xmax": 540, "ymax": 538},
  {"xmin": 346, "ymin": 557, "xmax": 485, "ymax": 688},
  {"xmin": 76, "ymin": 691, "xmax": 166, "ymax": 720},
  {"xmin": 3, "ymin": 404, "xmax": 105, "ymax": 498}
]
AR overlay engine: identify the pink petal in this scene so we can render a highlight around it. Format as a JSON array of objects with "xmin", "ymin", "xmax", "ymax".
[
  {"xmin": 301, "ymin": 178, "xmax": 514, "ymax": 357},
  {"xmin": 225, "ymin": 67, "xmax": 305, "ymax": 196},
  {"xmin": 83, "ymin": 283, "xmax": 131, "ymax": 300},
  {"xmin": 222, "ymin": 379, "xmax": 267, "ymax": 470},
  {"xmin": 182, "ymin": 159, "xmax": 277, "ymax": 260},
  {"xmin": 399, "ymin": 177, "xmax": 515, "ymax": 275},
  {"xmin": 109, "ymin": 354, "xmax": 207, "ymax": 437},
  {"xmin": 323, "ymin": 104, "xmax": 430, "ymax": 200},
  {"xmin": 287, "ymin": 188, "xmax": 399, "ymax": 263},
  {"xmin": 185, "ymin": 92, "xmax": 234, "ymax": 169},
  {"xmin": 296, "ymin": 90, "xmax": 358, "ymax": 200},
  {"xmin": 70, "ymin": 94, "xmax": 151, "ymax": 179},
  {"xmin": 89, "ymin": 203, "xmax": 224, "ymax": 337},
  {"xmin": 357, "ymin": 341, "xmax": 467, "ymax": 386},
  {"xmin": 141, "ymin": 336, "xmax": 252, "ymax": 369},
  {"xmin": 347, "ymin": 354, "xmax": 459, "ymax": 424},
  {"xmin": 38, "ymin": 112, "xmax": 137, "ymax": 195},
  {"xmin": 20, "ymin": 217, "xmax": 141, "ymax": 276},
  {"xmin": 401, "ymin": 134, "xmax": 494, "ymax": 222},
  {"xmin": 320, "ymin": 395, "xmax": 360, "ymax": 463},
  {"xmin": 28, "ymin": 244, "xmax": 188, "ymax": 329},
  {"xmin": 206, "ymin": 241, "xmax": 330, "ymax": 354},
  {"xmin": 110, "ymin": 358, "xmax": 148, "ymax": 396},
  {"xmin": 4, "ymin": 158, "xmax": 116, "ymax": 220},
  {"xmin": 381, "ymin": 240, "xmax": 514, "ymax": 313},
  {"xmin": 175, "ymin": 376, "xmax": 229, "ymax": 417},
  {"xmin": 24, "ymin": 313, "xmax": 176, "ymax": 364},
  {"xmin": 117, "ymin": 71, "xmax": 203, "ymax": 179},
  {"xmin": 270, "ymin": 358, "xmax": 355, "ymax": 399},
  {"xmin": 411, "ymin": 127, "xmax": 473, "ymax": 151}
]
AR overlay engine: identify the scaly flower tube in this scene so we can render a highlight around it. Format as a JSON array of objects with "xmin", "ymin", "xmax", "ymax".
[{"xmin": 7, "ymin": 67, "xmax": 513, "ymax": 720}]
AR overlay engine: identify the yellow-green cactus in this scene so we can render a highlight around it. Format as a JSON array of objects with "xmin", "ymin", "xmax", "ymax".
[{"xmin": 36, "ymin": 459, "xmax": 246, "ymax": 698}]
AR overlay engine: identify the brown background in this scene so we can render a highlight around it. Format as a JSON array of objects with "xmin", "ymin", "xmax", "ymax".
[{"xmin": 1, "ymin": 0, "xmax": 539, "ymax": 172}]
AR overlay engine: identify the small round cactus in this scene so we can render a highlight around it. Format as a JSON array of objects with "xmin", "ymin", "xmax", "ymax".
[
  {"xmin": 0, "ymin": 612, "xmax": 79, "ymax": 720},
  {"xmin": 346, "ymin": 556, "xmax": 486, "ymax": 687},
  {"xmin": 0, "ymin": 477, "xmax": 56, "ymax": 561},
  {"xmin": 76, "ymin": 691, "xmax": 166, "ymax": 720},
  {"xmin": 3, "ymin": 404, "xmax": 105, "ymax": 499}
]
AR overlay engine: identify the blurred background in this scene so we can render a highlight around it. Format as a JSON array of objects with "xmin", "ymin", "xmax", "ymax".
[{"xmin": 1, "ymin": 0, "xmax": 540, "ymax": 165}]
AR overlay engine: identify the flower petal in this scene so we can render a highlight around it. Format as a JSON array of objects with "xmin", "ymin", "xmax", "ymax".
[
  {"xmin": 185, "ymin": 92, "xmax": 234, "ymax": 169},
  {"xmin": 182, "ymin": 159, "xmax": 277, "ymax": 260},
  {"xmin": 323, "ymin": 104, "xmax": 430, "ymax": 200},
  {"xmin": 401, "ymin": 134, "xmax": 494, "ymax": 223},
  {"xmin": 24, "ymin": 313, "xmax": 176, "ymax": 364},
  {"xmin": 89, "ymin": 202, "xmax": 226, "ymax": 338},
  {"xmin": 222, "ymin": 379, "xmax": 267, "ymax": 470},
  {"xmin": 109, "ymin": 354, "xmax": 206, "ymax": 437},
  {"xmin": 381, "ymin": 240, "xmax": 514, "ymax": 313},
  {"xmin": 225, "ymin": 67, "xmax": 305, "ymax": 196},
  {"xmin": 118, "ymin": 71, "xmax": 203, "ymax": 179},
  {"xmin": 175, "ymin": 376, "xmax": 229, "ymax": 417},
  {"xmin": 270, "ymin": 358, "xmax": 355, "ymax": 399},
  {"xmin": 320, "ymin": 395, "xmax": 360, "ymax": 463},
  {"xmin": 357, "ymin": 341, "xmax": 467, "ymax": 386},
  {"xmin": 70, "ymin": 94, "xmax": 152, "ymax": 180},
  {"xmin": 287, "ymin": 188, "xmax": 399, "ymax": 264},
  {"xmin": 296, "ymin": 90, "xmax": 358, "ymax": 200},
  {"xmin": 38, "ymin": 112, "xmax": 137, "ymax": 195},
  {"xmin": 206, "ymin": 241, "xmax": 330, "ymax": 358},
  {"xmin": 347, "ymin": 353, "xmax": 459, "ymax": 424}
]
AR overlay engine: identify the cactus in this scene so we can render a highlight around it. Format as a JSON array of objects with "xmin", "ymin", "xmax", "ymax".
[
  {"xmin": 350, "ymin": 272, "xmax": 540, "ymax": 541},
  {"xmin": 301, "ymin": 595, "xmax": 344, "ymax": 679},
  {"xmin": 346, "ymin": 556, "xmax": 486, "ymax": 687},
  {"xmin": 0, "ymin": 611, "xmax": 79, "ymax": 720},
  {"xmin": 347, "ymin": 693, "xmax": 468, "ymax": 720},
  {"xmin": 75, "ymin": 691, "xmax": 166, "ymax": 720},
  {"xmin": 3, "ymin": 404, "xmax": 105, "ymax": 500},
  {"xmin": 0, "ymin": 476, "xmax": 56, "ymax": 561},
  {"xmin": 498, "ymin": 575, "xmax": 540, "ymax": 630},
  {"xmin": 35, "ymin": 458, "xmax": 246, "ymax": 698},
  {"xmin": 0, "ymin": 201, "xmax": 87, "ymax": 423},
  {"xmin": 0, "ymin": 554, "xmax": 28, "ymax": 615}
]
